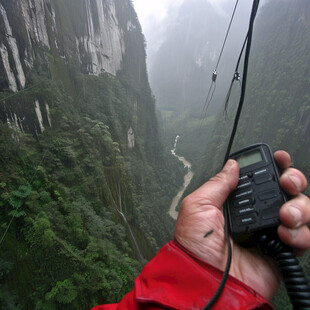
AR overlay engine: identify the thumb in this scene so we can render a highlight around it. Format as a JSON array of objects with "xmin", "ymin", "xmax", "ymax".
[{"xmin": 193, "ymin": 159, "xmax": 239, "ymax": 209}]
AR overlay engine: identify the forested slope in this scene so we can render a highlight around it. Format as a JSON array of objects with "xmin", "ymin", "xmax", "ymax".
[{"xmin": 0, "ymin": 1, "xmax": 183, "ymax": 309}]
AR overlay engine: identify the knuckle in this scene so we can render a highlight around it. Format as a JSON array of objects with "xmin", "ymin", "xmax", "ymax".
[
  {"xmin": 211, "ymin": 172, "xmax": 235, "ymax": 192},
  {"xmin": 295, "ymin": 194, "xmax": 310, "ymax": 216},
  {"xmin": 209, "ymin": 174, "xmax": 225, "ymax": 189},
  {"xmin": 181, "ymin": 194, "xmax": 195, "ymax": 209}
]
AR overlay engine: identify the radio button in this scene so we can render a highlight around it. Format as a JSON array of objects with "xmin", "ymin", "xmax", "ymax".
[
  {"xmin": 236, "ymin": 181, "xmax": 251, "ymax": 190},
  {"xmin": 235, "ymin": 198, "xmax": 253, "ymax": 207},
  {"xmin": 239, "ymin": 175, "xmax": 249, "ymax": 182},
  {"xmin": 235, "ymin": 189, "xmax": 253, "ymax": 199},
  {"xmin": 236, "ymin": 206, "xmax": 255, "ymax": 217},
  {"xmin": 254, "ymin": 173, "xmax": 272, "ymax": 185},
  {"xmin": 254, "ymin": 168, "xmax": 268, "ymax": 176},
  {"xmin": 262, "ymin": 206, "xmax": 280, "ymax": 220},
  {"xmin": 258, "ymin": 189, "xmax": 277, "ymax": 201},
  {"xmin": 237, "ymin": 215, "xmax": 256, "ymax": 226}
]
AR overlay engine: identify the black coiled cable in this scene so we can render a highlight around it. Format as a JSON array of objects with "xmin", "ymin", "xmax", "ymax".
[{"xmin": 259, "ymin": 234, "xmax": 310, "ymax": 310}]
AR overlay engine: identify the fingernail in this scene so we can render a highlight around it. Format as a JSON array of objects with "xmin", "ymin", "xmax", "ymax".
[
  {"xmin": 223, "ymin": 159, "xmax": 235, "ymax": 172},
  {"xmin": 287, "ymin": 205, "xmax": 302, "ymax": 227},
  {"xmin": 289, "ymin": 228, "xmax": 298, "ymax": 239},
  {"xmin": 288, "ymin": 174, "xmax": 302, "ymax": 192}
]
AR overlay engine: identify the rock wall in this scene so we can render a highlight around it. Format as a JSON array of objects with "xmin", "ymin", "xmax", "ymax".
[{"xmin": 0, "ymin": 0, "xmax": 143, "ymax": 137}]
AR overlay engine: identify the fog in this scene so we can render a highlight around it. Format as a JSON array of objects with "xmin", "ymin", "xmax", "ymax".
[
  {"xmin": 133, "ymin": 0, "xmax": 267, "ymax": 67},
  {"xmin": 143, "ymin": 0, "xmax": 257, "ymax": 114}
]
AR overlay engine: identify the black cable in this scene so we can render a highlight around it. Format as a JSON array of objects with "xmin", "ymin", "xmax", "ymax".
[
  {"xmin": 200, "ymin": 0, "xmax": 239, "ymax": 122},
  {"xmin": 200, "ymin": 82, "xmax": 215, "ymax": 122},
  {"xmin": 259, "ymin": 234, "xmax": 310, "ymax": 309},
  {"xmin": 234, "ymin": 33, "xmax": 249, "ymax": 76},
  {"xmin": 224, "ymin": 34, "xmax": 248, "ymax": 115},
  {"xmin": 201, "ymin": 1, "xmax": 260, "ymax": 309},
  {"xmin": 202, "ymin": 83, "xmax": 216, "ymax": 121},
  {"xmin": 202, "ymin": 203, "xmax": 232, "ymax": 310},
  {"xmin": 224, "ymin": 0, "xmax": 260, "ymax": 162},
  {"xmin": 215, "ymin": 0, "xmax": 239, "ymax": 71}
]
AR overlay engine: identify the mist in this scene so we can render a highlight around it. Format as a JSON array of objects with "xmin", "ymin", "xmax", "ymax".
[
  {"xmin": 147, "ymin": 0, "xmax": 255, "ymax": 114},
  {"xmin": 135, "ymin": 0, "xmax": 255, "ymax": 68},
  {"xmin": 140, "ymin": 0, "xmax": 310, "ymax": 195}
]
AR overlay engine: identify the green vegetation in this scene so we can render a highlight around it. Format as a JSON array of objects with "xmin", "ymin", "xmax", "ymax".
[
  {"xmin": 0, "ymin": 1, "xmax": 184, "ymax": 308},
  {"xmin": 0, "ymin": 68, "xmax": 183, "ymax": 309}
]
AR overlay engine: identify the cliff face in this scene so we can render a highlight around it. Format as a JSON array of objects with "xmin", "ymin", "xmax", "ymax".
[
  {"xmin": 0, "ymin": 0, "xmax": 131, "ymax": 86},
  {"xmin": 0, "ymin": 0, "xmax": 147, "ymax": 137}
]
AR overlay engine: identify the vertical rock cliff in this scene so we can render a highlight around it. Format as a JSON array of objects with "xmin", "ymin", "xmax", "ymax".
[
  {"xmin": 0, "ymin": 0, "xmax": 149, "ymax": 140},
  {"xmin": 0, "ymin": 0, "xmax": 135, "ymax": 85}
]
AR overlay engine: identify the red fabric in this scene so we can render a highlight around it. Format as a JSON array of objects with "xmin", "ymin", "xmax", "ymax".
[{"xmin": 91, "ymin": 240, "xmax": 273, "ymax": 310}]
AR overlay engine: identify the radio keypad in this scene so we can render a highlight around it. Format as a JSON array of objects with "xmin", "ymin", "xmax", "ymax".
[
  {"xmin": 233, "ymin": 166, "xmax": 279, "ymax": 225},
  {"xmin": 228, "ymin": 144, "xmax": 287, "ymax": 242}
]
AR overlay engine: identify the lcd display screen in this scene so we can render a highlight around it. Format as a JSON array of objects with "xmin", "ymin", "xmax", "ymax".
[{"xmin": 236, "ymin": 150, "xmax": 263, "ymax": 168}]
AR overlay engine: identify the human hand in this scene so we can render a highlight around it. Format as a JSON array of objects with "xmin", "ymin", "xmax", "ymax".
[{"xmin": 174, "ymin": 151, "xmax": 309, "ymax": 300}]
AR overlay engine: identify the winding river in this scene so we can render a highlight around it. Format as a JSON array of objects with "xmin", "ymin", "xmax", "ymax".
[{"xmin": 169, "ymin": 136, "xmax": 194, "ymax": 220}]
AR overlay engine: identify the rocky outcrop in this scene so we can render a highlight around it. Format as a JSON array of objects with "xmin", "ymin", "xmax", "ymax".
[
  {"xmin": 0, "ymin": 0, "xmax": 143, "ymax": 137},
  {"xmin": 75, "ymin": 0, "xmax": 125, "ymax": 76},
  {"xmin": 0, "ymin": 0, "xmax": 139, "ymax": 91}
]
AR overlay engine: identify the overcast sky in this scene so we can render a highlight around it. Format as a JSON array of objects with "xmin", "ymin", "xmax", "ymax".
[
  {"xmin": 132, "ymin": 0, "xmax": 250, "ymax": 64},
  {"xmin": 132, "ymin": 0, "xmax": 185, "ymax": 61},
  {"xmin": 132, "ymin": 0, "xmax": 230, "ymax": 27},
  {"xmin": 132, "ymin": 0, "xmax": 269, "ymax": 36},
  {"xmin": 133, "ymin": 0, "xmax": 184, "ymax": 27},
  {"xmin": 132, "ymin": 0, "xmax": 269, "ymax": 60}
]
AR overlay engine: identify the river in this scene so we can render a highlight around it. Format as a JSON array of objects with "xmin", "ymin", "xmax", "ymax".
[{"xmin": 169, "ymin": 136, "xmax": 194, "ymax": 220}]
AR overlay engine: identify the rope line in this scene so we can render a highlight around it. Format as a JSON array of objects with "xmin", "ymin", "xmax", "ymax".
[
  {"xmin": 215, "ymin": 0, "xmax": 239, "ymax": 71},
  {"xmin": 224, "ymin": 34, "xmax": 248, "ymax": 115},
  {"xmin": 202, "ymin": 83, "xmax": 216, "ymax": 121},
  {"xmin": 200, "ymin": 0, "xmax": 239, "ymax": 122}
]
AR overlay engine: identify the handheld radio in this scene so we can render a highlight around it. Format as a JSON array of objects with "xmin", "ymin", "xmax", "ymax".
[
  {"xmin": 225, "ymin": 143, "xmax": 310, "ymax": 310},
  {"xmin": 227, "ymin": 143, "xmax": 286, "ymax": 244}
]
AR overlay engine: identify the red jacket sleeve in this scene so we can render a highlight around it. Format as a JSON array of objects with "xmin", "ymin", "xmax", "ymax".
[{"xmin": 91, "ymin": 240, "xmax": 273, "ymax": 310}]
